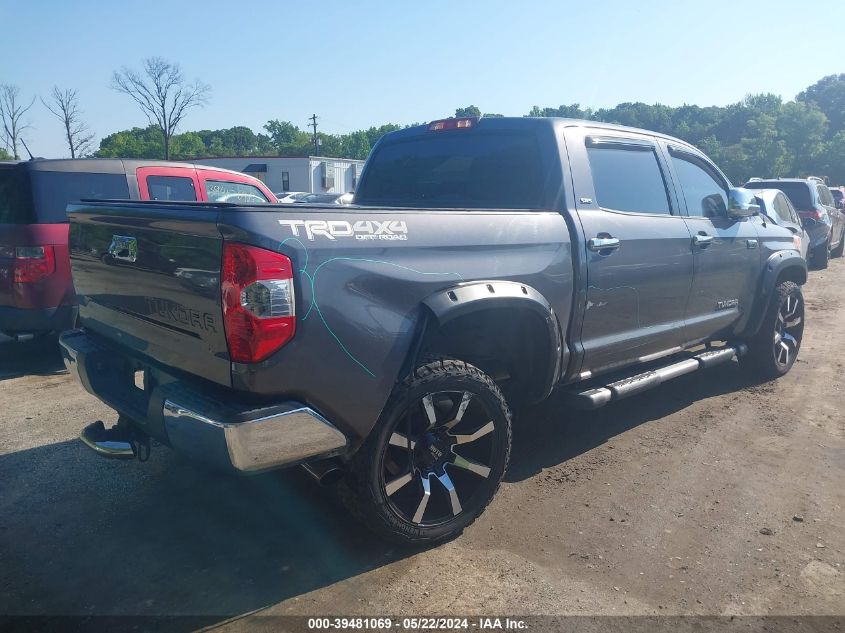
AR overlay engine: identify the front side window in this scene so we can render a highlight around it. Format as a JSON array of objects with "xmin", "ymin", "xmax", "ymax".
[
  {"xmin": 587, "ymin": 145, "xmax": 671, "ymax": 214},
  {"xmin": 670, "ymin": 154, "xmax": 727, "ymax": 218},
  {"xmin": 147, "ymin": 175, "xmax": 197, "ymax": 201},
  {"xmin": 204, "ymin": 180, "xmax": 270, "ymax": 204}
]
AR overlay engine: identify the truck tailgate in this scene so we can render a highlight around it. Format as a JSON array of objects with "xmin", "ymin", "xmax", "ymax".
[{"xmin": 68, "ymin": 201, "xmax": 231, "ymax": 386}]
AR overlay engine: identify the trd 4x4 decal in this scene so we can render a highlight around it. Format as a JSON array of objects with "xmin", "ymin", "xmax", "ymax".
[{"xmin": 278, "ymin": 219, "xmax": 408, "ymax": 241}]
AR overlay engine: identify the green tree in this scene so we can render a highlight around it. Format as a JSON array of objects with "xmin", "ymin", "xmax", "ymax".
[
  {"xmin": 340, "ymin": 130, "xmax": 371, "ymax": 160},
  {"xmin": 454, "ymin": 105, "xmax": 481, "ymax": 118},
  {"xmin": 264, "ymin": 120, "xmax": 311, "ymax": 154},
  {"xmin": 170, "ymin": 132, "xmax": 206, "ymax": 159},
  {"xmin": 0, "ymin": 146, "xmax": 11, "ymax": 160},
  {"xmin": 111, "ymin": 57, "xmax": 210, "ymax": 160},
  {"xmin": 777, "ymin": 101, "xmax": 827, "ymax": 174},
  {"xmin": 95, "ymin": 125, "xmax": 164, "ymax": 158},
  {"xmin": 528, "ymin": 104, "xmax": 592, "ymax": 119},
  {"xmin": 817, "ymin": 130, "xmax": 845, "ymax": 184},
  {"xmin": 797, "ymin": 74, "xmax": 845, "ymax": 136}
]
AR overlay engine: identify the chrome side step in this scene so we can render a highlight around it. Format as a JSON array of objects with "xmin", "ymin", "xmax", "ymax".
[{"xmin": 569, "ymin": 344, "xmax": 746, "ymax": 410}]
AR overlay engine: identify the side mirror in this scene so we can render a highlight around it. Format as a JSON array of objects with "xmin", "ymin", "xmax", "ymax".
[{"xmin": 727, "ymin": 187, "xmax": 761, "ymax": 219}]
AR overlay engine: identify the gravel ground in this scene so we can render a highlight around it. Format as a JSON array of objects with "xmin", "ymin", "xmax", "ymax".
[{"xmin": 0, "ymin": 260, "xmax": 843, "ymax": 628}]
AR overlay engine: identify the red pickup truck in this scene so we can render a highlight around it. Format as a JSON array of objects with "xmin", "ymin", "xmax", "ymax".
[{"xmin": 0, "ymin": 159, "xmax": 277, "ymax": 338}]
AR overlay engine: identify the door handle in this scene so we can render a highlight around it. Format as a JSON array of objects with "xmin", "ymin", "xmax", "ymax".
[
  {"xmin": 746, "ymin": 239, "xmax": 759, "ymax": 249},
  {"xmin": 693, "ymin": 233, "xmax": 714, "ymax": 247},
  {"xmin": 588, "ymin": 237, "xmax": 620, "ymax": 252}
]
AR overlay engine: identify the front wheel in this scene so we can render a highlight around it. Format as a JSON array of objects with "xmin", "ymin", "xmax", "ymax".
[
  {"xmin": 741, "ymin": 281, "xmax": 804, "ymax": 380},
  {"xmin": 339, "ymin": 357, "xmax": 512, "ymax": 546}
]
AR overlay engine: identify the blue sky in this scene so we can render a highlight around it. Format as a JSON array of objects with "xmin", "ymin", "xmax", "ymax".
[{"xmin": 2, "ymin": 0, "xmax": 844, "ymax": 157}]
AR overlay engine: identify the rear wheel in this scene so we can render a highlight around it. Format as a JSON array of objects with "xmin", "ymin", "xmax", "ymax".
[
  {"xmin": 831, "ymin": 229, "xmax": 845, "ymax": 258},
  {"xmin": 339, "ymin": 357, "xmax": 511, "ymax": 546},
  {"xmin": 741, "ymin": 281, "xmax": 804, "ymax": 380}
]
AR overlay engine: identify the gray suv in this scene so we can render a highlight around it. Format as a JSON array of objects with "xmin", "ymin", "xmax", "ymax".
[{"xmin": 745, "ymin": 177, "xmax": 845, "ymax": 269}]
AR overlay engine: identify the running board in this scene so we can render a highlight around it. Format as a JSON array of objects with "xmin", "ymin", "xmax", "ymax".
[{"xmin": 568, "ymin": 344, "xmax": 747, "ymax": 410}]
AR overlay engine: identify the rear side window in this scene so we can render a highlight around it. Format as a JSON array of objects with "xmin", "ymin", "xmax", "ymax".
[
  {"xmin": 772, "ymin": 194, "xmax": 794, "ymax": 224},
  {"xmin": 0, "ymin": 166, "xmax": 35, "ymax": 224},
  {"xmin": 30, "ymin": 171, "xmax": 130, "ymax": 223},
  {"xmin": 744, "ymin": 181, "xmax": 812, "ymax": 211},
  {"xmin": 670, "ymin": 154, "xmax": 727, "ymax": 218},
  {"xmin": 355, "ymin": 131, "xmax": 548, "ymax": 209},
  {"xmin": 818, "ymin": 185, "xmax": 834, "ymax": 207},
  {"xmin": 587, "ymin": 146, "xmax": 671, "ymax": 214},
  {"xmin": 147, "ymin": 175, "xmax": 197, "ymax": 201},
  {"xmin": 204, "ymin": 180, "xmax": 270, "ymax": 204}
]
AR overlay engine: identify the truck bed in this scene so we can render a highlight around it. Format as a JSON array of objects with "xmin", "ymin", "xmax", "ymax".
[{"xmin": 68, "ymin": 199, "xmax": 574, "ymax": 439}]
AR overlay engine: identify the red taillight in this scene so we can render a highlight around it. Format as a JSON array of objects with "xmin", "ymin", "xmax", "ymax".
[
  {"xmin": 428, "ymin": 117, "xmax": 478, "ymax": 131},
  {"xmin": 798, "ymin": 209, "xmax": 824, "ymax": 221},
  {"xmin": 13, "ymin": 246, "xmax": 56, "ymax": 283},
  {"xmin": 221, "ymin": 242, "xmax": 295, "ymax": 363}
]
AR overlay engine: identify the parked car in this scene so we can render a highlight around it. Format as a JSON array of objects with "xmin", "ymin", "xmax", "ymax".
[
  {"xmin": 61, "ymin": 117, "xmax": 806, "ymax": 545},
  {"xmin": 276, "ymin": 191, "xmax": 309, "ymax": 203},
  {"xmin": 294, "ymin": 192, "xmax": 354, "ymax": 205},
  {"xmin": 752, "ymin": 188, "xmax": 810, "ymax": 261},
  {"xmin": 0, "ymin": 159, "xmax": 276, "ymax": 339},
  {"xmin": 744, "ymin": 177, "xmax": 845, "ymax": 269},
  {"xmin": 829, "ymin": 186, "xmax": 844, "ymax": 210}
]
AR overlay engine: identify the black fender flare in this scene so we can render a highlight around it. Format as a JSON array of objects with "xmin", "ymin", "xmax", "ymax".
[
  {"xmin": 740, "ymin": 251, "xmax": 807, "ymax": 338},
  {"xmin": 421, "ymin": 280, "xmax": 564, "ymax": 401}
]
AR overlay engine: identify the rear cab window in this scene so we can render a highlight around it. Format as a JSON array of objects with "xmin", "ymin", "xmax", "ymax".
[
  {"xmin": 147, "ymin": 175, "xmax": 197, "ymax": 201},
  {"xmin": 355, "ymin": 127, "xmax": 553, "ymax": 209}
]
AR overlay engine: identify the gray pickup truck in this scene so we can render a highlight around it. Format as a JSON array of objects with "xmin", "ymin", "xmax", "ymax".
[{"xmin": 60, "ymin": 116, "xmax": 807, "ymax": 545}]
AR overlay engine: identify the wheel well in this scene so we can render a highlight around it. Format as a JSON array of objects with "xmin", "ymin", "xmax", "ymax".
[
  {"xmin": 419, "ymin": 307, "xmax": 553, "ymax": 407},
  {"xmin": 776, "ymin": 265, "xmax": 807, "ymax": 286}
]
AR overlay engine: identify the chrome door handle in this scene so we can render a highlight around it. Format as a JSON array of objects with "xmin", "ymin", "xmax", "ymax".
[
  {"xmin": 693, "ymin": 234, "xmax": 714, "ymax": 247},
  {"xmin": 588, "ymin": 237, "xmax": 620, "ymax": 252},
  {"xmin": 746, "ymin": 239, "xmax": 758, "ymax": 249}
]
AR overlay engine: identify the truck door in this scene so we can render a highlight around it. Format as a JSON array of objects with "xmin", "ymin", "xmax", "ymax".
[
  {"xmin": 136, "ymin": 166, "xmax": 201, "ymax": 202},
  {"xmin": 663, "ymin": 145, "xmax": 760, "ymax": 344},
  {"xmin": 565, "ymin": 128, "xmax": 694, "ymax": 375}
]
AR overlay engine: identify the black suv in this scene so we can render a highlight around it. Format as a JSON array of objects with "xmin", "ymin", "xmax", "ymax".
[{"xmin": 744, "ymin": 177, "xmax": 845, "ymax": 269}]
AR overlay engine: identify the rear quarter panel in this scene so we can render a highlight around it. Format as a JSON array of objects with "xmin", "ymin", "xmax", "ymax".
[{"xmin": 218, "ymin": 206, "xmax": 573, "ymax": 439}]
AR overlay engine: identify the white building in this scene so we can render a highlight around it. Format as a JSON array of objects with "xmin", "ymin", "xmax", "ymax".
[{"xmin": 193, "ymin": 156, "xmax": 366, "ymax": 195}]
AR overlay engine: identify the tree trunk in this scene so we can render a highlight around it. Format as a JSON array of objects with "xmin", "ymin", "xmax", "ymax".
[{"xmin": 163, "ymin": 130, "xmax": 169, "ymax": 160}]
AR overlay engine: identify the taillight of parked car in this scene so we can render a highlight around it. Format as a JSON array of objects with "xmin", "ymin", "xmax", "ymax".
[
  {"xmin": 798, "ymin": 209, "xmax": 824, "ymax": 222},
  {"xmin": 1, "ymin": 246, "xmax": 58, "ymax": 283},
  {"xmin": 221, "ymin": 242, "xmax": 295, "ymax": 363}
]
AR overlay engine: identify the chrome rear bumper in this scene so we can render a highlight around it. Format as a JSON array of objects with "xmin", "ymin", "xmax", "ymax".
[
  {"xmin": 162, "ymin": 400, "xmax": 347, "ymax": 473},
  {"xmin": 60, "ymin": 329, "xmax": 348, "ymax": 474}
]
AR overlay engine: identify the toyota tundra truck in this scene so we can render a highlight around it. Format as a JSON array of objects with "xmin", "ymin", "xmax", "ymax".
[{"xmin": 59, "ymin": 117, "xmax": 807, "ymax": 545}]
